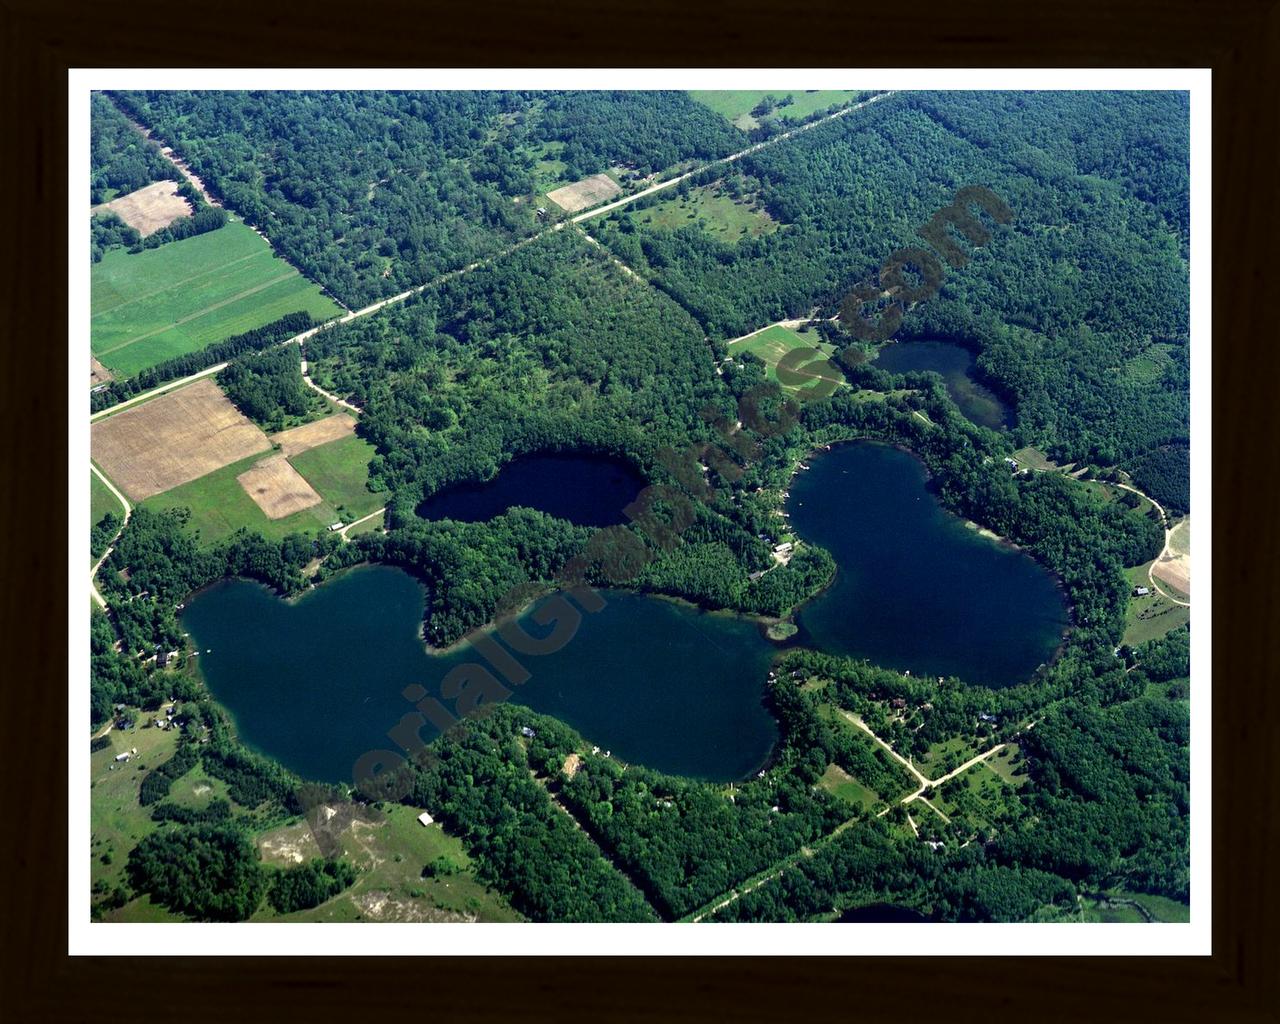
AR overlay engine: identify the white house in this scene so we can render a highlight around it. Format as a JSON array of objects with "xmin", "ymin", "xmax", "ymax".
[{"xmin": 417, "ymin": 811, "xmax": 434, "ymax": 827}]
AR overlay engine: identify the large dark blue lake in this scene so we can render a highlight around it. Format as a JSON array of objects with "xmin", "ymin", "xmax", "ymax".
[
  {"xmin": 874, "ymin": 339, "xmax": 1011, "ymax": 430},
  {"xmin": 788, "ymin": 442, "xmax": 1068, "ymax": 688},
  {"xmin": 417, "ymin": 452, "xmax": 646, "ymax": 527},
  {"xmin": 181, "ymin": 566, "xmax": 778, "ymax": 785}
]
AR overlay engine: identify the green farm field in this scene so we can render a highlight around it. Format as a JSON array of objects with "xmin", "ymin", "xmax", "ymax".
[
  {"xmin": 286, "ymin": 433, "xmax": 383, "ymax": 521},
  {"xmin": 731, "ymin": 324, "xmax": 844, "ymax": 397},
  {"xmin": 91, "ymin": 469, "xmax": 125, "ymax": 525},
  {"xmin": 142, "ymin": 432, "xmax": 379, "ymax": 547},
  {"xmin": 91, "ymin": 221, "xmax": 343, "ymax": 378},
  {"xmin": 689, "ymin": 90, "xmax": 861, "ymax": 128}
]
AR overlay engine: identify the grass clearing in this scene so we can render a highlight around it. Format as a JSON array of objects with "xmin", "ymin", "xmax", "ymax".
[
  {"xmin": 90, "ymin": 723, "xmax": 182, "ymax": 898},
  {"xmin": 1011, "ymin": 446, "xmax": 1061, "ymax": 472},
  {"xmin": 287, "ymin": 432, "xmax": 384, "ymax": 521},
  {"xmin": 143, "ymin": 451, "xmax": 340, "ymax": 546},
  {"xmin": 1124, "ymin": 563, "xmax": 1191, "ymax": 646},
  {"xmin": 731, "ymin": 324, "xmax": 844, "ymax": 398},
  {"xmin": 630, "ymin": 182, "xmax": 778, "ymax": 243},
  {"xmin": 256, "ymin": 804, "xmax": 520, "ymax": 922},
  {"xmin": 689, "ymin": 90, "xmax": 860, "ymax": 129},
  {"xmin": 818, "ymin": 763, "xmax": 878, "ymax": 810},
  {"xmin": 91, "ymin": 220, "xmax": 341, "ymax": 377},
  {"xmin": 91, "ymin": 469, "xmax": 125, "ymax": 525}
]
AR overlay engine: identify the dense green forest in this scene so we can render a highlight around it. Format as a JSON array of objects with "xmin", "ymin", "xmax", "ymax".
[
  {"xmin": 590, "ymin": 91, "xmax": 1190, "ymax": 504},
  {"xmin": 536, "ymin": 91, "xmax": 745, "ymax": 179},
  {"xmin": 90, "ymin": 92, "xmax": 173, "ymax": 204},
  {"xmin": 217, "ymin": 343, "xmax": 322, "ymax": 430},
  {"xmin": 90, "ymin": 90, "xmax": 1191, "ymax": 923}
]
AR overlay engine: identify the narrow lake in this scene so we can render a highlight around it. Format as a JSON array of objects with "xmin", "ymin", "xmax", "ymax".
[
  {"xmin": 181, "ymin": 565, "xmax": 778, "ymax": 785},
  {"xmin": 788, "ymin": 442, "xmax": 1068, "ymax": 688},
  {"xmin": 417, "ymin": 452, "xmax": 646, "ymax": 527},
  {"xmin": 874, "ymin": 339, "xmax": 1011, "ymax": 430}
]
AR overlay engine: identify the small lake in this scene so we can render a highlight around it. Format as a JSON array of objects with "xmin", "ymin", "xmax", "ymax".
[
  {"xmin": 788, "ymin": 442, "xmax": 1068, "ymax": 688},
  {"xmin": 181, "ymin": 565, "xmax": 778, "ymax": 785},
  {"xmin": 874, "ymin": 340, "xmax": 1011, "ymax": 430},
  {"xmin": 417, "ymin": 452, "xmax": 646, "ymax": 527}
]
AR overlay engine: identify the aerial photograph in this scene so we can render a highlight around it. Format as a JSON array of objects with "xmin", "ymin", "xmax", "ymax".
[{"xmin": 84, "ymin": 84, "xmax": 1194, "ymax": 929}]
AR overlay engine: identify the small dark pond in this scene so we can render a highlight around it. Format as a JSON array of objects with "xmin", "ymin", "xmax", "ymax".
[
  {"xmin": 874, "ymin": 339, "xmax": 1011, "ymax": 430},
  {"xmin": 416, "ymin": 452, "xmax": 646, "ymax": 527}
]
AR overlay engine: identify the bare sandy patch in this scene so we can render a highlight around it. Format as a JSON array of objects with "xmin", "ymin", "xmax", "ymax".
[
  {"xmin": 546, "ymin": 172, "xmax": 622, "ymax": 213},
  {"xmin": 91, "ymin": 378, "xmax": 272, "ymax": 501},
  {"xmin": 90, "ymin": 356, "xmax": 114, "ymax": 388},
  {"xmin": 1153, "ymin": 553, "xmax": 1191, "ymax": 596},
  {"xmin": 270, "ymin": 413, "xmax": 357, "ymax": 457},
  {"xmin": 237, "ymin": 454, "xmax": 323, "ymax": 519},
  {"xmin": 562, "ymin": 753, "xmax": 582, "ymax": 779},
  {"xmin": 92, "ymin": 179, "xmax": 193, "ymax": 236},
  {"xmin": 258, "ymin": 821, "xmax": 322, "ymax": 866}
]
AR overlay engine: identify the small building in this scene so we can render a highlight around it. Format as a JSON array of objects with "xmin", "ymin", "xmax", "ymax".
[
  {"xmin": 535, "ymin": 206, "xmax": 548, "ymax": 219},
  {"xmin": 328, "ymin": 522, "xmax": 344, "ymax": 532},
  {"xmin": 114, "ymin": 752, "xmax": 131, "ymax": 762},
  {"xmin": 891, "ymin": 697, "xmax": 907, "ymax": 709},
  {"xmin": 1134, "ymin": 586, "xmax": 1151, "ymax": 596},
  {"xmin": 1004, "ymin": 457, "xmax": 1019, "ymax": 468},
  {"xmin": 417, "ymin": 811, "xmax": 435, "ymax": 827},
  {"xmin": 520, "ymin": 726, "xmax": 536, "ymax": 739},
  {"xmin": 773, "ymin": 542, "xmax": 793, "ymax": 554},
  {"xmin": 748, "ymin": 571, "xmax": 765, "ymax": 582}
]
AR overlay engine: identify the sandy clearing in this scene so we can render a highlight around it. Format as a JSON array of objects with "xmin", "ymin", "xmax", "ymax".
[
  {"xmin": 91, "ymin": 377, "xmax": 272, "ymax": 501},
  {"xmin": 270, "ymin": 413, "xmax": 357, "ymax": 457},
  {"xmin": 547, "ymin": 173, "xmax": 622, "ymax": 213},
  {"xmin": 90, "ymin": 356, "xmax": 114, "ymax": 388},
  {"xmin": 237, "ymin": 454, "xmax": 324, "ymax": 519},
  {"xmin": 92, "ymin": 179, "xmax": 193, "ymax": 236}
]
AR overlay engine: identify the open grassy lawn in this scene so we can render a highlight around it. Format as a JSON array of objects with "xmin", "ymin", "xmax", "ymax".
[
  {"xmin": 1123, "ymin": 563, "xmax": 1191, "ymax": 646},
  {"xmin": 630, "ymin": 182, "xmax": 778, "ymax": 243},
  {"xmin": 689, "ymin": 90, "xmax": 860, "ymax": 129},
  {"xmin": 287, "ymin": 433, "xmax": 384, "ymax": 521},
  {"xmin": 731, "ymin": 324, "xmax": 844, "ymax": 398},
  {"xmin": 91, "ymin": 220, "xmax": 342, "ymax": 378},
  {"xmin": 1169, "ymin": 516, "xmax": 1191, "ymax": 556},
  {"xmin": 981, "ymin": 743, "xmax": 1029, "ymax": 787},
  {"xmin": 91, "ymin": 470, "xmax": 125, "ymax": 525},
  {"xmin": 142, "ymin": 451, "xmax": 341, "ymax": 547},
  {"xmin": 817, "ymin": 763, "xmax": 879, "ymax": 811},
  {"xmin": 90, "ymin": 722, "xmax": 182, "ymax": 899},
  {"xmin": 1011, "ymin": 446, "xmax": 1061, "ymax": 473},
  {"xmin": 256, "ymin": 804, "xmax": 521, "ymax": 923}
]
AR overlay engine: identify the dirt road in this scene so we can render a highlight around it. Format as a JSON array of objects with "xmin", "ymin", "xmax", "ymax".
[
  {"xmin": 1111, "ymin": 483, "xmax": 1191, "ymax": 607},
  {"xmin": 90, "ymin": 463, "xmax": 133, "ymax": 609}
]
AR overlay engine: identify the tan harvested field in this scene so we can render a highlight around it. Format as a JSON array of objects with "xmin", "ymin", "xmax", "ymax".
[
  {"xmin": 1153, "ymin": 552, "xmax": 1191, "ymax": 596},
  {"xmin": 546, "ymin": 173, "xmax": 622, "ymax": 213},
  {"xmin": 237, "ymin": 454, "xmax": 323, "ymax": 519},
  {"xmin": 91, "ymin": 378, "xmax": 271, "ymax": 500},
  {"xmin": 270, "ymin": 413, "xmax": 357, "ymax": 457},
  {"xmin": 92, "ymin": 180, "xmax": 193, "ymax": 236},
  {"xmin": 90, "ymin": 356, "xmax": 114, "ymax": 387}
]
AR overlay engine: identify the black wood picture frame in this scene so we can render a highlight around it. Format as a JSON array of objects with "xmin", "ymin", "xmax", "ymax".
[{"xmin": 3, "ymin": 0, "xmax": 1274, "ymax": 1018}]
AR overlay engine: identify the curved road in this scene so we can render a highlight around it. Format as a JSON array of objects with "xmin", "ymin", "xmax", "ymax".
[
  {"xmin": 1111, "ymin": 482, "xmax": 1190, "ymax": 607},
  {"xmin": 90, "ymin": 463, "xmax": 133, "ymax": 609}
]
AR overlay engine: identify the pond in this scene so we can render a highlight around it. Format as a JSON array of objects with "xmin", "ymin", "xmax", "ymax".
[
  {"xmin": 416, "ymin": 452, "xmax": 646, "ymax": 527},
  {"xmin": 181, "ymin": 565, "xmax": 779, "ymax": 785},
  {"xmin": 787, "ymin": 442, "xmax": 1069, "ymax": 689},
  {"xmin": 874, "ymin": 339, "xmax": 1011, "ymax": 430}
]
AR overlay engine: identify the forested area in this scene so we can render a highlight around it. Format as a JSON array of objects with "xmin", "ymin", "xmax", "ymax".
[
  {"xmin": 217, "ymin": 344, "xmax": 321, "ymax": 430},
  {"xmin": 403, "ymin": 705, "xmax": 658, "ymax": 922},
  {"xmin": 591, "ymin": 91, "xmax": 1190, "ymax": 499},
  {"xmin": 91, "ymin": 312, "xmax": 316, "ymax": 409},
  {"xmin": 90, "ymin": 92, "xmax": 172, "ymax": 204},
  {"xmin": 536, "ymin": 91, "xmax": 745, "ymax": 179},
  {"xmin": 111, "ymin": 90, "xmax": 540, "ymax": 307}
]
